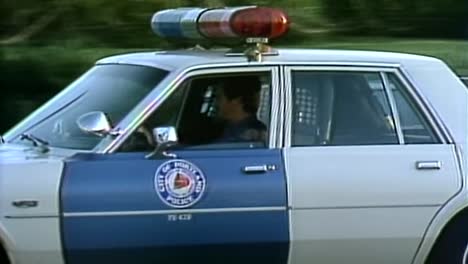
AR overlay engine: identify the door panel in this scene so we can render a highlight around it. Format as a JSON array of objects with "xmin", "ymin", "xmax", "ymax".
[
  {"xmin": 286, "ymin": 145, "xmax": 461, "ymax": 264},
  {"xmin": 61, "ymin": 149, "xmax": 289, "ymax": 264},
  {"xmin": 283, "ymin": 67, "xmax": 462, "ymax": 264},
  {"xmin": 289, "ymin": 207, "xmax": 438, "ymax": 264},
  {"xmin": 287, "ymin": 145, "xmax": 460, "ymax": 208}
]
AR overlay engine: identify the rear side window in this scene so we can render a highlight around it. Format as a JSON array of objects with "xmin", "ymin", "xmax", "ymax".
[
  {"xmin": 291, "ymin": 71, "xmax": 398, "ymax": 146},
  {"xmin": 385, "ymin": 73, "xmax": 440, "ymax": 144}
]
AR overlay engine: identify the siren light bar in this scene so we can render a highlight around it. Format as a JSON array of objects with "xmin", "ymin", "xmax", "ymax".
[{"xmin": 151, "ymin": 6, "xmax": 289, "ymax": 40}]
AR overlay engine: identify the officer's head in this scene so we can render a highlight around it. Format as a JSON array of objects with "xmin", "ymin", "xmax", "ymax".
[{"xmin": 218, "ymin": 75, "xmax": 261, "ymax": 120}]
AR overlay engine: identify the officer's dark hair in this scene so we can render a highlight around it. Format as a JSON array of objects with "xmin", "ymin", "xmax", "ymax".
[{"xmin": 221, "ymin": 75, "xmax": 261, "ymax": 114}]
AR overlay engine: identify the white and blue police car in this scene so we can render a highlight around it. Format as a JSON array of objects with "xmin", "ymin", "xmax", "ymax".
[{"xmin": 1, "ymin": 6, "xmax": 468, "ymax": 264}]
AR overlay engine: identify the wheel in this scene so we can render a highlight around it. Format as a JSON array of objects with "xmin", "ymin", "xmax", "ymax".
[
  {"xmin": 426, "ymin": 217, "xmax": 468, "ymax": 264},
  {"xmin": 0, "ymin": 245, "xmax": 9, "ymax": 264}
]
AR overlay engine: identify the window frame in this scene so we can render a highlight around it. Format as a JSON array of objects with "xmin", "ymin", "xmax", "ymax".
[
  {"xmin": 283, "ymin": 65, "xmax": 447, "ymax": 148},
  {"xmin": 383, "ymin": 72, "xmax": 441, "ymax": 144},
  {"xmin": 100, "ymin": 65, "xmax": 282, "ymax": 153}
]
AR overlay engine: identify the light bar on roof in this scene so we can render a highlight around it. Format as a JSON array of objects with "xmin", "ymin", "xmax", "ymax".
[{"xmin": 151, "ymin": 6, "xmax": 289, "ymax": 40}]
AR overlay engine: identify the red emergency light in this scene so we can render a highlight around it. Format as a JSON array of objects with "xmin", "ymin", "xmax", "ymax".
[{"xmin": 151, "ymin": 6, "xmax": 289, "ymax": 40}]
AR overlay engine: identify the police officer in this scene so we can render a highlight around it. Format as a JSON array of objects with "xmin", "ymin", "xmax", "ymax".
[{"xmin": 216, "ymin": 76, "xmax": 267, "ymax": 143}]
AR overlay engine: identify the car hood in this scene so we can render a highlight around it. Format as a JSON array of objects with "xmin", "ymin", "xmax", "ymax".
[{"xmin": 0, "ymin": 143, "xmax": 73, "ymax": 163}]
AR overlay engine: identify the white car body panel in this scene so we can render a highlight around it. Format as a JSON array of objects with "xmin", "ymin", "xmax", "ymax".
[
  {"xmin": 413, "ymin": 185, "xmax": 468, "ymax": 263},
  {"xmin": 289, "ymin": 207, "xmax": 438, "ymax": 264},
  {"xmin": 0, "ymin": 144, "xmax": 65, "ymax": 264},
  {"xmin": 3, "ymin": 218, "xmax": 63, "ymax": 264},
  {"xmin": 286, "ymin": 145, "xmax": 460, "ymax": 208},
  {"xmin": 402, "ymin": 62, "xmax": 468, "ymax": 147},
  {"xmin": 285, "ymin": 144, "xmax": 461, "ymax": 264}
]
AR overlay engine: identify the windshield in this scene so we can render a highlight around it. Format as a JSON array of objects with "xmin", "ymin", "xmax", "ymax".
[{"xmin": 8, "ymin": 64, "xmax": 168, "ymax": 150}]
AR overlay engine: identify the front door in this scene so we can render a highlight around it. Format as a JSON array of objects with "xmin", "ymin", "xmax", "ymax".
[
  {"xmin": 60, "ymin": 68, "xmax": 290, "ymax": 264},
  {"xmin": 284, "ymin": 67, "xmax": 461, "ymax": 264}
]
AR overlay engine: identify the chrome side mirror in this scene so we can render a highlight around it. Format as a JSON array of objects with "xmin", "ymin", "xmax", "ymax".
[
  {"xmin": 77, "ymin": 111, "xmax": 114, "ymax": 137},
  {"xmin": 153, "ymin": 126, "xmax": 178, "ymax": 146},
  {"xmin": 146, "ymin": 126, "xmax": 179, "ymax": 159}
]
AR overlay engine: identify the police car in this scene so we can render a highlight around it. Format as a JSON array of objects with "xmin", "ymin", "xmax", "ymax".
[{"xmin": 1, "ymin": 6, "xmax": 467, "ymax": 264}]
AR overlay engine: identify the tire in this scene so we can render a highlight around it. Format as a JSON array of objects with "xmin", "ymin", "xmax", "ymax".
[
  {"xmin": 0, "ymin": 245, "xmax": 9, "ymax": 264},
  {"xmin": 426, "ymin": 217, "xmax": 468, "ymax": 264}
]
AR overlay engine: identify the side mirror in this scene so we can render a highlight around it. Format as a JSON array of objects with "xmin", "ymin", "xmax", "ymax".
[
  {"xmin": 77, "ymin": 111, "xmax": 113, "ymax": 137},
  {"xmin": 153, "ymin": 126, "xmax": 178, "ymax": 148},
  {"xmin": 146, "ymin": 126, "xmax": 179, "ymax": 159}
]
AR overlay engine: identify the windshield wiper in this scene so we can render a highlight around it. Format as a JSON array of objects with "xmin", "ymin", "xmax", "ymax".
[
  {"xmin": 0, "ymin": 135, "xmax": 4, "ymax": 144},
  {"xmin": 20, "ymin": 133, "xmax": 49, "ymax": 153}
]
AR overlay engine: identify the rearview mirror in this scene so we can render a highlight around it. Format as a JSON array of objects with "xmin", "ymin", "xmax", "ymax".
[{"xmin": 77, "ymin": 111, "xmax": 113, "ymax": 137}]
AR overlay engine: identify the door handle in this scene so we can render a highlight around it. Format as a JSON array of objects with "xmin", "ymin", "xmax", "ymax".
[
  {"xmin": 242, "ymin": 165, "xmax": 277, "ymax": 174},
  {"xmin": 416, "ymin": 161, "xmax": 442, "ymax": 170}
]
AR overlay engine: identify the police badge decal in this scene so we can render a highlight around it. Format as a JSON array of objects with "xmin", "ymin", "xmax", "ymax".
[{"xmin": 154, "ymin": 160, "xmax": 206, "ymax": 208}]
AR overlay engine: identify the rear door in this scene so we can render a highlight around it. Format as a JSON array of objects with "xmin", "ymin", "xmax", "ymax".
[
  {"xmin": 60, "ymin": 67, "xmax": 290, "ymax": 264},
  {"xmin": 284, "ymin": 67, "xmax": 461, "ymax": 264}
]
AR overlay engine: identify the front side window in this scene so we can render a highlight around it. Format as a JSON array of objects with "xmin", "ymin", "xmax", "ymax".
[
  {"xmin": 291, "ymin": 71, "xmax": 398, "ymax": 146},
  {"xmin": 119, "ymin": 72, "xmax": 272, "ymax": 152},
  {"xmin": 10, "ymin": 65, "xmax": 168, "ymax": 150}
]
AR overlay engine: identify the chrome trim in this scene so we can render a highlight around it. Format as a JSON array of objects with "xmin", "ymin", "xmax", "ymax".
[
  {"xmin": 291, "ymin": 204, "xmax": 441, "ymax": 210},
  {"xmin": 99, "ymin": 60, "xmax": 401, "ymax": 72},
  {"xmin": 276, "ymin": 66, "xmax": 286, "ymax": 148},
  {"xmin": 463, "ymin": 243, "xmax": 468, "ymax": 264},
  {"xmin": 96, "ymin": 61, "xmax": 175, "ymax": 72},
  {"xmin": 242, "ymin": 164, "xmax": 277, "ymax": 173},
  {"xmin": 102, "ymin": 65, "xmax": 280, "ymax": 153},
  {"xmin": 381, "ymin": 72, "xmax": 405, "ymax": 144},
  {"xmin": 63, "ymin": 206, "xmax": 287, "ymax": 217},
  {"xmin": 455, "ymin": 144, "xmax": 466, "ymax": 191},
  {"xmin": 5, "ymin": 214, "xmax": 57, "ymax": 219},
  {"xmin": 283, "ymin": 66, "xmax": 398, "ymax": 72},
  {"xmin": 416, "ymin": 161, "xmax": 442, "ymax": 170},
  {"xmin": 272, "ymin": 62, "xmax": 401, "ymax": 68},
  {"xmin": 397, "ymin": 67, "xmax": 451, "ymax": 144},
  {"xmin": 243, "ymin": 165, "xmax": 268, "ymax": 173},
  {"xmin": 284, "ymin": 67, "xmax": 293, "ymax": 148},
  {"xmin": 270, "ymin": 67, "xmax": 281, "ymax": 149}
]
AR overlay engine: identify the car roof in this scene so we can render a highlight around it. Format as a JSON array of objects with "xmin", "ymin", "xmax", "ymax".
[{"xmin": 97, "ymin": 48, "xmax": 441, "ymax": 71}]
